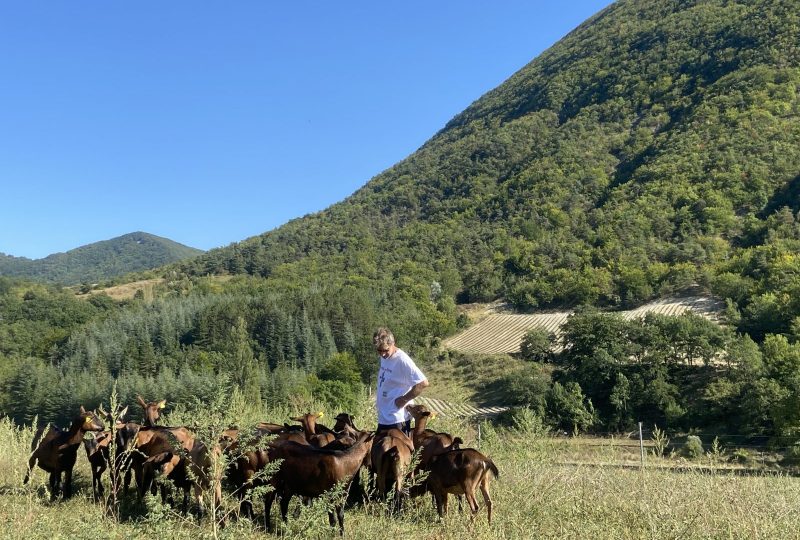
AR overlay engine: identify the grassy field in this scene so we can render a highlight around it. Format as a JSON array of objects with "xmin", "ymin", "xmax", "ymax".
[{"xmin": 2, "ymin": 407, "xmax": 800, "ymax": 540}]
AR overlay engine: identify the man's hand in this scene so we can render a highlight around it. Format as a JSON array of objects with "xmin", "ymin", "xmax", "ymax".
[{"xmin": 394, "ymin": 379, "xmax": 429, "ymax": 408}]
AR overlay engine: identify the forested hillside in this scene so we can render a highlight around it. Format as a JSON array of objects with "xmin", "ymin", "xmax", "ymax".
[
  {"xmin": 181, "ymin": 0, "xmax": 800, "ymax": 340},
  {"xmin": 2, "ymin": 0, "xmax": 800, "ymax": 446},
  {"xmin": 0, "ymin": 232, "xmax": 202, "ymax": 285}
]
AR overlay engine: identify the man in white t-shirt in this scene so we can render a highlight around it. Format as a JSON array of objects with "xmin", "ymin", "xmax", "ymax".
[{"xmin": 373, "ymin": 327, "xmax": 429, "ymax": 435}]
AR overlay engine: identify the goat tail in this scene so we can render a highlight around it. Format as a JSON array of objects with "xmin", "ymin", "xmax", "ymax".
[{"xmin": 485, "ymin": 458, "xmax": 499, "ymax": 480}]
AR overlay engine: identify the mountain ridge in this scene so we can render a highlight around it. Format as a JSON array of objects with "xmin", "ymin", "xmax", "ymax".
[{"xmin": 0, "ymin": 232, "xmax": 202, "ymax": 285}]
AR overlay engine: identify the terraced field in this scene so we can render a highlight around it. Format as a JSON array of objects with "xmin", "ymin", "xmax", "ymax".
[{"xmin": 442, "ymin": 296, "xmax": 725, "ymax": 355}]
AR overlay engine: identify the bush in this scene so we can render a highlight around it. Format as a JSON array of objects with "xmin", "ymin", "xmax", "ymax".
[
  {"xmin": 683, "ymin": 435, "xmax": 704, "ymax": 459},
  {"xmin": 730, "ymin": 448, "xmax": 755, "ymax": 465},
  {"xmin": 495, "ymin": 407, "xmax": 547, "ymax": 436},
  {"xmin": 519, "ymin": 328, "xmax": 555, "ymax": 362}
]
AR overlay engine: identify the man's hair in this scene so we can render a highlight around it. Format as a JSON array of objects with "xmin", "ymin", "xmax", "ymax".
[{"xmin": 373, "ymin": 327, "xmax": 395, "ymax": 349}]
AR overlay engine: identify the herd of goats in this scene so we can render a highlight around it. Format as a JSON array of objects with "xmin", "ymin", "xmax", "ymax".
[{"xmin": 22, "ymin": 396, "xmax": 499, "ymax": 533}]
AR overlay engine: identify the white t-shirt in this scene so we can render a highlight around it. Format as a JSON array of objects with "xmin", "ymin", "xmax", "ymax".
[{"xmin": 376, "ymin": 348, "xmax": 427, "ymax": 425}]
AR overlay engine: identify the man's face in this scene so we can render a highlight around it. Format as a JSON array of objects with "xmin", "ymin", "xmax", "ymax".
[{"xmin": 377, "ymin": 345, "xmax": 392, "ymax": 359}]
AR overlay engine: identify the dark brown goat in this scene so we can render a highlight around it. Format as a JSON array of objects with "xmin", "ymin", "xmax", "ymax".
[
  {"xmin": 332, "ymin": 413, "xmax": 358, "ymax": 432},
  {"xmin": 24, "ymin": 406, "xmax": 105, "ymax": 500},
  {"xmin": 224, "ymin": 421, "xmax": 306, "ymax": 519},
  {"xmin": 83, "ymin": 430, "xmax": 112, "ymax": 501},
  {"xmin": 427, "ymin": 448, "xmax": 499, "ymax": 524},
  {"xmin": 83, "ymin": 404, "xmax": 128, "ymax": 501},
  {"xmin": 290, "ymin": 412, "xmax": 335, "ymax": 447},
  {"xmin": 136, "ymin": 395, "xmax": 166, "ymax": 427},
  {"xmin": 264, "ymin": 431, "xmax": 374, "ymax": 534}
]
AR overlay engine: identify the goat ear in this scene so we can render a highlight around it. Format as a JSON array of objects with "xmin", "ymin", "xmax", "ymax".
[
  {"xmin": 157, "ymin": 400, "xmax": 166, "ymax": 409},
  {"xmin": 317, "ymin": 411, "xmax": 324, "ymax": 418},
  {"xmin": 136, "ymin": 395, "xmax": 147, "ymax": 408}
]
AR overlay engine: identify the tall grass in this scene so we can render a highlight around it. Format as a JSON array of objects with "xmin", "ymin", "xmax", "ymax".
[{"xmin": 2, "ymin": 401, "xmax": 800, "ymax": 539}]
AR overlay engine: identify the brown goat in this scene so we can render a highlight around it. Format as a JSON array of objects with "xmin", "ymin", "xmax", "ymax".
[
  {"xmin": 142, "ymin": 448, "xmax": 213, "ymax": 515},
  {"xmin": 290, "ymin": 412, "xmax": 335, "ymax": 447},
  {"xmin": 136, "ymin": 395, "xmax": 166, "ymax": 427},
  {"xmin": 427, "ymin": 448, "xmax": 499, "ymax": 524},
  {"xmin": 24, "ymin": 406, "xmax": 105, "ymax": 500},
  {"xmin": 132, "ymin": 426, "xmax": 221, "ymax": 517},
  {"xmin": 224, "ymin": 421, "xmax": 307, "ymax": 519},
  {"xmin": 83, "ymin": 430, "xmax": 112, "ymax": 501},
  {"xmin": 406, "ymin": 404, "xmax": 462, "ymax": 467},
  {"xmin": 264, "ymin": 431, "xmax": 375, "ymax": 534},
  {"xmin": 370, "ymin": 428, "xmax": 414, "ymax": 513}
]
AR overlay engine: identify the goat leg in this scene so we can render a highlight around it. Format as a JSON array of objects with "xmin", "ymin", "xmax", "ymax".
[
  {"xmin": 335, "ymin": 505, "xmax": 345, "ymax": 535},
  {"xmin": 264, "ymin": 492, "xmax": 276, "ymax": 532},
  {"xmin": 279, "ymin": 494, "xmax": 291, "ymax": 524},
  {"xmin": 49, "ymin": 472, "xmax": 60, "ymax": 501},
  {"xmin": 63, "ymin": 469, "xmax": 73, "ymax": 499},
  {"xmin": 480, "ymin": 480, "xmax": 493, "ymax": 525}
]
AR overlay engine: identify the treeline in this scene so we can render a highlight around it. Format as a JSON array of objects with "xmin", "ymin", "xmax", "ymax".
[
  {"xmin": 0, "ymin": 273, "xmax": 457, "ymax": 427},
  {"xmin": 501, "ymin": 308, "xmax": 800, "ymax": 451}
]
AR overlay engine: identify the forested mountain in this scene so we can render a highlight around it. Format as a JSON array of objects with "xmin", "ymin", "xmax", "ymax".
[
  {"xmin": 2, "ymin": 0, "xmax": 800, "ymax": 443},
  {"xmin": 181, "ymin": 0, "xmax": 800, "ymax": 339},
  {"xmin": 0, "ymin": 232, "xmax": 202, "ymax": 285}
]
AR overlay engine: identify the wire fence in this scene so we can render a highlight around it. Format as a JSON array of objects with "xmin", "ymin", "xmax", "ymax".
[{"xmin": 418, "ymin": 397, "xmax": 800, "ymax": 473}]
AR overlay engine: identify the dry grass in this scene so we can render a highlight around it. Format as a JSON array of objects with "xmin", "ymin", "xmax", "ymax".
[{"xmin": 75, "ymin": 278, "xmax": 165, "ymax": 301}]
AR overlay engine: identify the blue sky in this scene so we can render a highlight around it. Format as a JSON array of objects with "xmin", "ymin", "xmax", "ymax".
[{"xmin": 0, "ymin": 1, "xmax": 613, "ymax": 259}]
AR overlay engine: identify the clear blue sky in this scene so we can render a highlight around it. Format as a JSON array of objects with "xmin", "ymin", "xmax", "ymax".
[{"xmin": 0, "ymin": 1, "xmax": 613, "ymax": 259}]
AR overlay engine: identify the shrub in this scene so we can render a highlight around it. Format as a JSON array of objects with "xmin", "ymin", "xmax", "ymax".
[
  {"xmin": 519, "ymin": 328, "xmax": 555, "ymax": 362},
  {"xmin": 495, "ymin": 407, "xmax": 547, "ymax": 436},
  {"xmin": 683, "ymin": 435, "xmax": 704, "ymax": 459}
]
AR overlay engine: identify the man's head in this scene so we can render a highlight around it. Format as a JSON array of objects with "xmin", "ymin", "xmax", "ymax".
[{"xmin": 373, "ymin": 327, "xmax": 396, "ymax": 358}]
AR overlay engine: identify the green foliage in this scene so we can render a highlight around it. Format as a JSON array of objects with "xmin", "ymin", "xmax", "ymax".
[
  {"xmin": 0, "ymin": 232, "xmax": 202, "ymax": 285},
  {"xmin": 546, "ymin": 382, "xmax": 595, "ymax": 434},
  {"xmin": 519, "ymin": 328, "xmax": 554, "ymax": 362},
  {"xmin": 683, "ymin": 435, "xmax": 704, "ymax": 459}
]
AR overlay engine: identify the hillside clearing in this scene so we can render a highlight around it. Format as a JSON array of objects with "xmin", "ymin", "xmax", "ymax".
[{"xmin": 443, "ymin": 296, "xmax": 725, "ymax": 355}]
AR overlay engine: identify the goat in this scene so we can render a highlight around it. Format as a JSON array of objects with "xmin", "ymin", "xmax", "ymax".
[
  {"xmin": 142, "ymin": 448, "xmax": 214, "ymax": 516},
  {"xmin": 290, "ymin": 412, "xmax": 335, "ymax": 447},
  {"xmin": 426, "ymin": 448, "xmax": 499, "ymax": 524},
  {"xmin": 82, "ymin": 404, "xmax": 129, "ymax": 501},
  {"xmin": 332, "ymin": 413, "xmax": 357, "ymax": 432},
  {"xmin": 124, "ymin": 423, "xmax": 220, "ymax": 518},
  {"xmin": 136, "ymin": 395, "xmax": 166, "ymax": 427},
  {"xmin": 370, "ymin": 428, "xmax": 414, "ymax": 514},
  {"xmin": 24, "ymin": 406, "xmax": 105, "ymax": 500},
  {"xmin": 83, "ymin": 430, "xmax": 112, "ymax": 501},
  {"xmin": 264, "ymin": 431, "xmax": 374, "ymax": 534},
  {"xmin": 406, "ymin": 404, "xmax": 462, "ymax": 467}
]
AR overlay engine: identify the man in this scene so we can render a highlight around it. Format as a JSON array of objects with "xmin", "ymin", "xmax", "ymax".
[{"xmin": 374, "ymin": 327, "xmax": 429, "ymax": 435}]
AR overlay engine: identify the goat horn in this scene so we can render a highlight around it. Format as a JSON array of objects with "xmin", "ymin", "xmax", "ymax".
[{"xmin": 136, "ymin": 395, "xmax": 147, "ymax": 408}]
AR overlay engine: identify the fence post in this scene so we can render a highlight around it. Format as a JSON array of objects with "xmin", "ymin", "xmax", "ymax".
[
  {"xmin": 639, "ymin": 421, "xmax": 645, "ymax": 469},
  {"xmin": 477, "ymin": 422, "xmax": 482, "ymax": 450}
]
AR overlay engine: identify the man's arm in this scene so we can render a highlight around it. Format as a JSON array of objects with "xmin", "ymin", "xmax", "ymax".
[{"xmin": 395, "ymin": 379, "xmax": 429, "ymax": 408}]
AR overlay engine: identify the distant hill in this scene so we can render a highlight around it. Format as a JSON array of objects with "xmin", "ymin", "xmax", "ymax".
[
  {"xmin": 0, "ymin": 232, "xmax": 202, "ymax": 285},
  {"xmin": 178, "ymin": 0, "xmax": 800, "ymax": 337}
]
